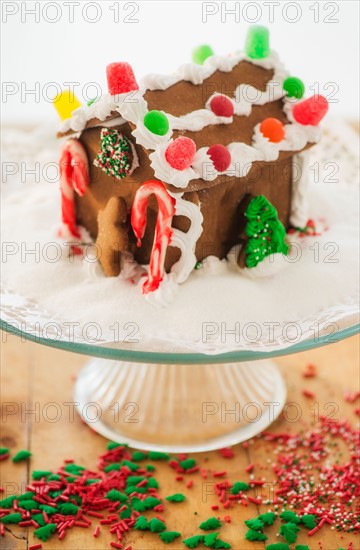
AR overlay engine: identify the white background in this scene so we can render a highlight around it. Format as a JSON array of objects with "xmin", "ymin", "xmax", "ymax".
[{"xmin": 1, "ymin": 0, "xmax": 359, "ymax": 124}]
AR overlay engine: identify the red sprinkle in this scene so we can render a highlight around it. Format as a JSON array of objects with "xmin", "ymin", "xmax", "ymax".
[
  {"xmin": 110, "ymin": 542, "xmax": 123, "ymax": 549},
  {"xmin": 303, "ymin": 363, "xmax": 317, "ymax": 378},
  {"xmin": 93, "ymin": 526, "xmax": 100, "ymax": 538},
  {"xmin": 302, "ymin": 389, "xmax": 315, "ymax": 398},
  {"xmin": 219, "ymin": 447, "xmax": 235, "ymax": 459},
  {"xmin": 29, "ymin": 545, "xmax": 42, "ymax": 550},
  {"xmin": 136, "ymin": 479, "xmax": 148, "ymax": 488},
  {"xmin": 248, "ymin": 496, "xmax": 262, "ymax": 505},
  {"xmin": 344, "ymin": 391, "xmax": 360, "ymax": 403},
  {"xmin": 87, "ymin": 511, "xmax": 105, "ymax": 519},
  {"xmin": 308, "ymin": 525, "xmax": 320, "ymax": 536}
]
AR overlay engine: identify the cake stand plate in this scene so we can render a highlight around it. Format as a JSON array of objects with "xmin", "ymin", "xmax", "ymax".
[
  {"xmin": 1, "ymin": 312, "xmax": 358, "ymax": 452},
  {"xmin": 73, "ymin": 358, "xmax": 286, "ymax": 453}
]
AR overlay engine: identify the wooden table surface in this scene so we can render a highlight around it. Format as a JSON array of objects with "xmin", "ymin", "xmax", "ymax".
[{"xmin": 1, "ymin": 332, "xmax": 359, "ymax": 550}]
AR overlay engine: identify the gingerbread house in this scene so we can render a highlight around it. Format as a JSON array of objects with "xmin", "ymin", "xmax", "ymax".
[{"xmin": 56, "ymin": 26, "xmax": 328, "ymax": 295}]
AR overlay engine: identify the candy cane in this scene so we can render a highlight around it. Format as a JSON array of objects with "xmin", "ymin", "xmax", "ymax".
[
  {"xmin": 131, "ymin": 180, "xmax": 176, "ymax": 294},
  {"xmin": 59, "ymin": 139, "xmax": 90, "ymax": 239}
]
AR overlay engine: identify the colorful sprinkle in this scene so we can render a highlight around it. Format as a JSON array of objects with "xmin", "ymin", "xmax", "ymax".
[
  {"xmin": 245, "ymin": 529, "xmax": 267, "ymax": 541},
  {"xmin": 266, "ymin": 545, "xmax": 290, "ymax": 550},
  {"xmin": 183, "ymin": 534, "xmax": 205, "ymax": 548},
  {"xmin": 279, "ymin": 522, "xmax": 301, "ymax": 544},
  {"xmin": 165, "ymin": 493, "xmax": 186, "ymax": 503},
  {"xmin": 244, "ymin": 518, "xmax": 264, "ymax": 530},
  {"xmin": 12, "ymin": 450, "xmax": 32, "ymax": 463},
  {"xmin": 160, "ymin": 531, "xmax": 181, "ymax": 543},
  {"xmin": 199, "ymin": 517, "xmax": 222, "ymax": 530},
  {"xmin": 231, "ymin": 481, "xmax": 250, "ymax": 494},
  {"xmin": 33, "ymin": 523, "xmax": 57, "ymax": 542}
]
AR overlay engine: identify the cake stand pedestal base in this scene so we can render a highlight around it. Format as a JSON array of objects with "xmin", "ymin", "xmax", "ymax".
[{"xmin": 74, "ymin": 359, "xmax": 286, "ymax": 453}]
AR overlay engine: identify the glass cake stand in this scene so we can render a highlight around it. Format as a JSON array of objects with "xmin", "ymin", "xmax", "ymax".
[{"xmin": 1, "ymin": 295, "xmax": 359, "ymax": 453}]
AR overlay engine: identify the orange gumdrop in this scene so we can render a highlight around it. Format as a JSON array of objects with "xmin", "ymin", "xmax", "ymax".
[{"xmin": 260, "ymin": 118, "xmax": 285, "ymax": 143}]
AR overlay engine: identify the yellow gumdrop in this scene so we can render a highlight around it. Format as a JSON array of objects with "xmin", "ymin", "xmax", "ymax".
[{"xmin": 53, "ymin": 90, "xmax": 81, "ymax": 121}]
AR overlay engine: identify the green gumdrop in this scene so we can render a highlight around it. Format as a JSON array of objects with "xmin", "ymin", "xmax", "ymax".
[
  {"xmin": 192, "ymin": 44, "xmax": 214, "ymax": 65},
  {"xmin": 283, "ymin": 77, "xmax": 305, "ymax": 99},
  {"xmin": 245, "ymin": 26, "xmax": 270, "ymax": 59},
  {"xmin": 144, "ymin": 110, "xmax": 169, "ymax": 136}
]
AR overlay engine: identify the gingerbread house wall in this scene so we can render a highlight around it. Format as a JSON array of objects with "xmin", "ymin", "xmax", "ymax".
[
  {"xmin": 192, "ymin": 155, "xmax": 293, "ymax": 263},
  {"xmin": 76, "ymin": 124, "xmax": 293, "ymax": 272},
  {"xmin": 75, "ymin": 60, "xmax": 302, "ymax": 272}
]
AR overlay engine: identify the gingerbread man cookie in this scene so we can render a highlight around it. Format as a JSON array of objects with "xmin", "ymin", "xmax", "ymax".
[{"xmin": 96, "ymin": 196, "xmax": 129, "ymax": 276}]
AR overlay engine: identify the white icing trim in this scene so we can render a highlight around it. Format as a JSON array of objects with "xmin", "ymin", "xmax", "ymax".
[
  {"xmin": 118, "ymin": 54, "xmax": 320, "ymax": 190},
  {"xmin": 58, "ymin": 51, "xmax": 322, "ymax": 193},
  {"xmin": 290, "ymin": 150, "xmax": 312, "ymax": 227},
  {"xmin": 140, "ymin": 51, "xmax": 282, "ymax": 91},
  {"xmin": 149, "ymin": 142, "xmax": 200, "ymax": 189},
  {"xmin": 128, "ymin": 140, "xmax": 140, "ymax": 176},
  {"xmin": 168, "ymin": 191, "xmax": 203, "ymax": 284},
  {"xmin": 58, "ymin": 51, "xmax": 287, "ymax": 138},
  {"xmin": 168, "ymin": 108, "xmax": 233, "ymax": 132},
  {"xmin": 227, "ymin": 245, "xmax": 289, "ymax": 279},
  {"xmin": 59, "ymin": 93, "xmax": 121, "ymax": 134}
]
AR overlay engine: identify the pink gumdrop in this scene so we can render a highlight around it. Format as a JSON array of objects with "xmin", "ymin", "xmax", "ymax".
[
  {"xmin": 207, "ymin": 144, "xmax": 231, "ymax": 172},
  {"xmin": 209, "ymin": 95, "xmax": 234, "ymax": 117},
  {"xmin": 293, "ymin": 95, "xmax": 329, "ymax": 126},
  {"xmin": 165, "ymin": 137, "xmax": 197, "ymax": 171},
  {"xmin": 106, "ymin": 62, "xmax": 139, "ymax": 95}
]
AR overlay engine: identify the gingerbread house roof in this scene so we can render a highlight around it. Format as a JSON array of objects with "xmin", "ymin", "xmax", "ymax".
[{"xmin": 57, "ymin": 40, "xmax": 325, "ymax": 194}]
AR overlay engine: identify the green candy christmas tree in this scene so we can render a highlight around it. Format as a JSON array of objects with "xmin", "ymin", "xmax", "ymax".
[{"xmin": 243, "ymin": 195, "xmax": 289, "ymax": 268}]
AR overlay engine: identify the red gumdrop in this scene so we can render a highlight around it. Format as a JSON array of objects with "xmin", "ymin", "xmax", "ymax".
[
  {"xmin": 293, "ymin": 95, "xmax": 329, "ymax": 126},
  {"xmin": 209, "ymin": 95, "xmax": 234, "ymax": 117},
  {"xmin": 260, "ymin": 118, "xmax": 285, "ymax": 143},
  {"xmin": 106, "ymin": 62, "xmax": 139, "ymax": 95},
  {"xmin": 207, "ymin": 144, "xmax": 231, "ymax": 172},
  {"xmin": 165, "ymin": 137, "xmax": 196, "ymax": 171}
]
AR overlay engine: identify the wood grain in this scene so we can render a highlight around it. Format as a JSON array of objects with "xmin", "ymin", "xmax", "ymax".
[{"xmin": 1, "ymin": 332, "xmax": 359, "ymax": 550}]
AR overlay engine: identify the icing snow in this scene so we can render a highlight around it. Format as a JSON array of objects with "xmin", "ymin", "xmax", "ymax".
[{"xmin": 1, "ymin": 123, "xmax": 359, "ymax": 355}]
